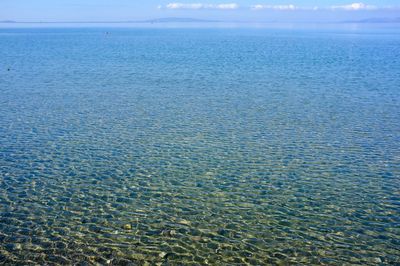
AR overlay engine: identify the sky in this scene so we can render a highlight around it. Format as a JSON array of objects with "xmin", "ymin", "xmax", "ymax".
[{"xmin": 1, "ymin": 0, "xmax": 399, "ymax": 22}]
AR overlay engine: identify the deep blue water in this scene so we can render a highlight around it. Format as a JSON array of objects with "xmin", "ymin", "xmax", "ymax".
[{"xmin": 0, "ymin": 26, "xmax": 399, "ymax": 265}]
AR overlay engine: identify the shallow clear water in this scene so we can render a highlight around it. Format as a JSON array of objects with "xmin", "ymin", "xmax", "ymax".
[{"xmin": 0, "ymin": 26, "xmax": 399, "ymax": 265}]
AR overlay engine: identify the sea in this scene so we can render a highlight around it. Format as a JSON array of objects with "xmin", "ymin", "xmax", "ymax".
[{"xmin": 0, "ymin": 23, "xmax": 399, "ymax": 265}]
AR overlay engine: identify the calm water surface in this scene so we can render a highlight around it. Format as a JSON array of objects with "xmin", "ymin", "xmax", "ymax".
[{"xmin": 0, "ymin": 26, "xmax": 399, "ymax": 265}]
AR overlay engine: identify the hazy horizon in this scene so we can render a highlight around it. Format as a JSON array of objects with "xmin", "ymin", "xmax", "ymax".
[{"xmin": 1, "ymin": 0, "xmax": 400, "ymax": 23}]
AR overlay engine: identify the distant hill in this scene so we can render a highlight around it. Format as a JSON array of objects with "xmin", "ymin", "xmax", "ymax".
[
  {"xmin": 0, "ymin": 20, "xmax": 16, "ymax": 23},
  {"xmin": 143, "ymin": 18, "xmax": 218, "ymax": 23},
  {"xmin": 343, "ymin": 17, "xmax": 400, "ymax": 23}
]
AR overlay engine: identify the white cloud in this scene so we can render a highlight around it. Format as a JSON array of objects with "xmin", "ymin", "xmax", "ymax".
[
  {"xmin": 250, "ymin": 4, "xmax": 322, "ymax": 11},
  {"xmin": 166, "ymin": 3, "xmax": 202, "ymax": 9},
  {"xmin": 164, "ymin": 3, "xmax": 239, "ymax": 10},
  {"xmin": 251, "ymin": 4, "xmax": 297, "ymax": 11},
  {"xmin": 330, "ymin": 2, "xmax": 377, "ymax": 10},
  {"xmin": 217, "ymin": 3, "xmax": 239, "ymax": 9},
  {"xmin": 160, "ymin": 2, "xmax": 393, "ymax": 11}
]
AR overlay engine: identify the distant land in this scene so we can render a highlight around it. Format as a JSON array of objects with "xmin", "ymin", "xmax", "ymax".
[
  {"xmin": 0, "ymin": 18, "xmax": 218, "ymax": 24},
  {"xmin": 343, "ymin": 17, "xmax": 400, "ymax": 23},
  {"xmin": 1, "ymin": 17, "xmax": 400, "ymax": 24},
  {"xmin": 143, "ymin": 17, "xmax": 218, "ymax": 23}
]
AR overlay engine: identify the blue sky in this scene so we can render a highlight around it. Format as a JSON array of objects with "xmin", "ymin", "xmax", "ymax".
[{"xmin": 1, "ymin": 0, "xmax": 399, "ymax": 22}]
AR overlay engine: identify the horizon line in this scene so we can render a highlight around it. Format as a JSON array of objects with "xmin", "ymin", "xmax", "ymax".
[{"xmin": 1, "ymin": 17, "xmax": 400, "ymax": 24}]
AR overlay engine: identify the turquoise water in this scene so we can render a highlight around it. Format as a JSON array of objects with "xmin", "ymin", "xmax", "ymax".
[{"xmin": 0, "ymin": 26, "xmax": 399, "ymax": 265}]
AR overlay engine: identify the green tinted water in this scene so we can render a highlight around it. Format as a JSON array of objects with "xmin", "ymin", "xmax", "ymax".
[{"xmin": 0, "ymin": 27, "xmax": 399, "ymax": 265}]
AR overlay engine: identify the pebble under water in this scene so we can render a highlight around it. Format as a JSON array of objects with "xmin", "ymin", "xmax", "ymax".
[{"xmin": 0, "ymin": 27, "xmax": 399, "ymax": 265}]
